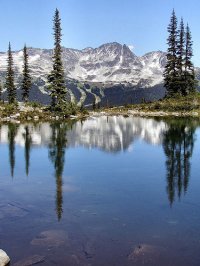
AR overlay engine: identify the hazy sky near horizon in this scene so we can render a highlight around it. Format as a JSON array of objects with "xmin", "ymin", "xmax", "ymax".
[{"xmin": 1, "ymin": 0, "xmax": 200, "ymax": 65}]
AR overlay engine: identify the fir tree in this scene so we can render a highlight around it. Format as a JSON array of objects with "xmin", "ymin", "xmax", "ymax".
[
  {"xmin": 184, "ymin": 24, "xmax": 196, "ymax": 94},
  {"xmin": 0, "ymin": 83, "xmax": 2, "ymax": 102},
  {"xmin": 176, "ymin": 18, "xmax": 185, "ymax": 94},
  {"xmin": 164, "ymin": 10, "xmax": 179, "ymax": 96},
  {"xmin": 5, "ymin": 42, "xmax": 16, "ymax": 104},
  {"xmin": 22, "ymin": 45, "xmax": 32, "ymax": 102},
  {"xmin": 48, "ymin": 9, "xmax": 66, "ymax": 108}
]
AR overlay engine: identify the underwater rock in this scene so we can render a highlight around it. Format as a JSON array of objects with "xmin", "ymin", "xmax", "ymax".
[
  {"xmin": 31, "ymin": 230, "xmax": 67, "ymax": 248},
  {"xmin": 13, "ymin": 255, "xmax": 45, "ymax": 266},
  {"xmin": 128, "ymin": 244, "xmax": 166, "ymax": 264},
  {"xmin": 0, "ymin": 249, "xmax": 10, "ymax": 266}
]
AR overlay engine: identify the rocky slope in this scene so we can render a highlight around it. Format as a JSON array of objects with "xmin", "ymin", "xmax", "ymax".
[{"xmin": 0, "ymin": 42, "xmax": 198, "ymax": 105}]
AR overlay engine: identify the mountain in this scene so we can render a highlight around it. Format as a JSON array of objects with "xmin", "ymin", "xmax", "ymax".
[{"xmin": 0, "ymin": 42, "xmax": 198, "ymax": 106}]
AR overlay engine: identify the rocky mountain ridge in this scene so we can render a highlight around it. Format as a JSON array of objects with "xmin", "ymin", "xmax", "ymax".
[{"xmin": 0, "ymin": 42, "xmax": 198, "ymax": 105}]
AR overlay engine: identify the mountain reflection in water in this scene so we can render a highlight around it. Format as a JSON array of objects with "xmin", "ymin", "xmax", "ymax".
[{"xmin": 0, "ymin": 116, "xmax": 199, "ymax": 219}]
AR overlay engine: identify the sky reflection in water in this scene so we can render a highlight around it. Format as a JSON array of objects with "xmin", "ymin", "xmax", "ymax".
[{"xmin": 0, "ymin": 116, "xmax": 200, "ymax": 265}]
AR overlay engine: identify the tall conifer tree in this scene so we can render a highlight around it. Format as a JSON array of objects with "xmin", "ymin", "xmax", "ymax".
[
  {"xmin": 177, "ymin": 18, "xmax": 185, "ymax": 94},
  {"xmin": 5, "ymin": 42, "xmax": 16, "ymax": 104},
  {"xmin": 184, "ymin": 24, "xmax": 196, "ymax": 94},
  {"xmin": 22, "ymin": 45, "xmax": 32, "ymax": 102},
  {"xmin": 164, "ymin": 9, "xmax": 179, "ymax": 96},
  {"xmin": 48, "ymin": 9, "xmax": 66, "ymax": 108},
  {"xmin": 0, "ymin": 83, "xmax": 2, "ymax": 102}
]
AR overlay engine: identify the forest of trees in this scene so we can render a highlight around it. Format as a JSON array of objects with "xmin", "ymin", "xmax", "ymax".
[{"xmin": 164, "ymin": 10, "xmax": 196, "ymax": 96}]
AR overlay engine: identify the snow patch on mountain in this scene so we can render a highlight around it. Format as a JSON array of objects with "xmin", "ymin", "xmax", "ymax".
[{"xmin": 0, "ymin": 42, "xmax": 167, "ymax": 88}]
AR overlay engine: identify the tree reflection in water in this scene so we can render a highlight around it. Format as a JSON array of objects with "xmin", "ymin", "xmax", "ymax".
[
  {"xmin": 163, "ymin": 119, "xmax": 196, "ymax": 205},
  {"xmin": 23, "ymin": 126, "xmax": 32, "ymax": 176},
  {"xmin": 48, "ymin": 122, "xmax": 69, "ymax": 221},
  {"xmin": 8, "ymin": 123, "xmax": 18, "ymax": 177}
]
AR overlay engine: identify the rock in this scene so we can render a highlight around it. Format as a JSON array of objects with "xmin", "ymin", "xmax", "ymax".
[
  {"xmin": 19, "ymin": 106, "xmax": 34, "ymax": 112},
  {"xmin": 33, "ymin": 116, "xmax": 39, "ymax": 121},
  {"xmin": 70, "ymin": 115, "xmax": 78, "ymax": 119},
  {"xmin": 0, "ymin": 249, "xmax": 10, "ymax": 266},
  {"xmin": 128, "ymin": 244, "xmax": 166, "ymax": 264},
  {"xmin": 13, "ymin": 255, "xmax": 45, "ymax": 266},
  {"xmin": 192, "ymin": 112, "xmax": 198, "ymax": 116},
  {"xmin": 31, "ymin": 230, "xmax": 67, "ymax": 248}
]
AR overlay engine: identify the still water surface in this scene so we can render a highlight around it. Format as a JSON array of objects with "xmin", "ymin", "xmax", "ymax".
[{"xmin": 0, "ymin": 116, "xmax": 200, "ymax": 265}]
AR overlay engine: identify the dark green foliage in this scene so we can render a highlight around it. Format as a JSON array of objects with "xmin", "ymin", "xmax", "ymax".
[
  {"xmin": 176, "ymin": 18, "xmax": 185, "ymax": 94},
  {"xmin": 164, "ymin": 11, "xmax": 196, "ymax": 97},
  {"xmin": 184, "ymin": 24, "xmax": 196, "ymax": 94},
  {"xmin": 0, "ymin": 83, "xmax": 2, "ymax": 101},
  {"xmin": 92, "ymin": 99, "xmax": 96, "ymax": 110},
  {"xmin": 22, "ymin": 45, "xmax": 32, "ymax": 102},
  {"xmin": 48, "ymin": 9, "xmax": 67, "ymax": 108},
  {"xmin": 8, "ymin": 123, "xmax": 18, "ymax": 177},
  {"xmin": 164, "ymin": 10, "xmax": 179, "ymax": 96},
  {"xmin": 5, "ymin": 43, "xmax": 16, "ymax": 104}
]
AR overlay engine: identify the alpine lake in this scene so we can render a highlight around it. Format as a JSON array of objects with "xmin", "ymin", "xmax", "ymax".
[{"xmin": 1, "ymin": 116, "xmax": 200, "ymax": 265}]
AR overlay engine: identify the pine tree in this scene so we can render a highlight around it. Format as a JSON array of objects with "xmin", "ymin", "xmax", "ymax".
[
  {"xmin": 22, "ymin": 45, "xmax": 32, "ymax": 102},
  {"xmin": 184, "ymin": 24, "xmax": 196, "ymax": 94},
  {"xmin": 5, "ymin": 42, "xmax": 16, "ymax": 104},
  {"xmin": 48, "ymin": 9, "xmax": 66, "ymax": 108},
  {"xmin": 0, "ymin": 83, "xmax": 2, "ymax": 101},
  {"xmin": 164, "ymin": 10, "xmax": 179, "ymax": 96},
  {"xmin": 176, "ymin": 18, "xmax": 185, "ymax": 94}
]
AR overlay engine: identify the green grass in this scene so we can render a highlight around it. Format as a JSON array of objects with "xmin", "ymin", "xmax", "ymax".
[{"xmin": 117, "ymin": 92, "xmax": 200, "ymax": 113}]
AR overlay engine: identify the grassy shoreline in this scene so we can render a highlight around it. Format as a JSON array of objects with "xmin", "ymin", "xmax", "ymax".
[{"xmin": 1, "ymin": 93, "xmax": 200, "ymax": 123}]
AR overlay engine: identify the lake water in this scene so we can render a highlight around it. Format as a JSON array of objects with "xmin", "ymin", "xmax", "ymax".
[{"xmin": 1, "ymin": 116, "xmax": 200, "ymax": 265}]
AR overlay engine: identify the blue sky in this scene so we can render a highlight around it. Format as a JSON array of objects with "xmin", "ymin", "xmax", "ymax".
[{"xmin": 1, "ymin": 0, "xmax": 200, "ymax": 65}]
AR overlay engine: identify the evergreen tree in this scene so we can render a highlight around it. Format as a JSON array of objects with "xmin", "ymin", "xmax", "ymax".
[
  {"xmin": 48, "ymin": 9, "xmax": 66, "ymax": 108},
  {"xmin": 22, "ymin": 45, "xmax": 32, "ymax": 102},
  {"xmin": 176, "ymin": 18, "xmax": 185, "ymax": 94},
  {"xmin": 184, "ymin": 24, "xmax": 196, "ymax": 94},
  {"xmin": 0, "ymin": 83, "xmax": 2, "ymax": 101},
  {"xmin": 164, "ymin": 10, "xmax": 179, "ymax": 96},
  {"xmin": 5, "ymin": 43, "xmax": 16, "ymax": 104}
]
